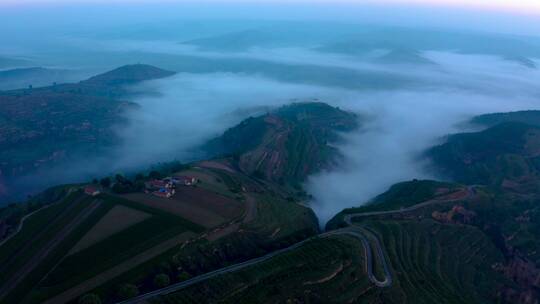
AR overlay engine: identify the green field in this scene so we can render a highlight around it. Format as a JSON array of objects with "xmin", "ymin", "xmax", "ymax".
[
  {"xmin": 153, "ymin": 236, "xmax": 371, "ymax": 304},
  {"xmin": 0, "ymin": 191, "xmax": 96, "ymax": 303},
  {"xmin": 0, "ymin": 191, "xmax": 203, "ymax": 304},
  {"xmin": 244, "ymin": 192, "xmax": 318, "ymax": 239},
  {"xmin": 23, "ymin": 194, "xmax": 203, "ymax": 303},
  {"xmin": 153, "ymin": 217, "xmax": 508, "ymax": 304}
]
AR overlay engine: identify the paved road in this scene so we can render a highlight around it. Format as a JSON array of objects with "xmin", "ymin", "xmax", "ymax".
[
  {"xmin": 118, "ymin": 227, "xmax": 392, "ymax": 304},
  {"xmin": 116, "ymin": 187, "xmax": 479, "ymax": 303},
  {"xmin": 359, "ymin": 227, "xmax": 393, "ymax": 287}
]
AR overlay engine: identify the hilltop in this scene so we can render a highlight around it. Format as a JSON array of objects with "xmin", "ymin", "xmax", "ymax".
[
  {"xmin": 82, "ymin": 64, "xmax": 174, "ymax": 86},
  {"xmin": 427, "ymin": 122, "xmax": 540, "ymax": 187},
  {"xmin": 204, "ymin": 102, "xmax": 359, "ymax": 188}
]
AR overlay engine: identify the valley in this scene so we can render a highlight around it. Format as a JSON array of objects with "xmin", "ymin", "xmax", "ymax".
[
  {"xmin": 1, "ymin": 8, "xmax": 540, "ymax": 304},
  {"xmin": 1, "ymin": 103, "xmax": 539, "ymax": 304}
]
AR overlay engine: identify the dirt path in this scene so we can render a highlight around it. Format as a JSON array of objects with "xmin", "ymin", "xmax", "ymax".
[
  {"xmin": 197, "ymin": 161, "xmax": 236, "ymax": 173},
  {"xmin": 0, "ymin": 189, "xmax": 76, "ymax": 248},
  {"xmin": 0, "ymin": 206, "xmax": 53, "ymax": 248},
  {"xmin": 0, "ymin": 198, "xmax": 101, "ymax": 300},
  {"xmin": 344, "ymin": 186, "xmax": 475, "ymax": 225},
  {"xmin": 44, "ymin": 232, "xmax": 196, "ymax": 304}
]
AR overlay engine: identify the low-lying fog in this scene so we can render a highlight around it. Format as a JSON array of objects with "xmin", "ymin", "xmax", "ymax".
[{"xmin": 2, "ymin": 4, "xmax": 540, "ymax": 224}]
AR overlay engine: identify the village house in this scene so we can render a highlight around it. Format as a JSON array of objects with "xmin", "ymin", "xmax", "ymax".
[
  {"xmin": 84, "ymin": 186, "xmax": 101, "ymax": 196},
  {"xmin": 145, "ymin": 179, "xmax": 174, "ymax": 190},
  {"xmin": 172, "ymin": 176, "xmax": 198, "ymax": 186},
  {"xmin": 144, "ymin": 179, "xmax": 176, "ymax": 199}
]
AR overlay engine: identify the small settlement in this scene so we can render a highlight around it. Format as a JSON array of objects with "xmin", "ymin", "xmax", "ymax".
[
  {"xmin": 145, "ymin": 176, "xmax": 197, "ymax": 199},
  {"xmin": 84, "ymin": 186, "xmax": 101, "ymax": 197}
]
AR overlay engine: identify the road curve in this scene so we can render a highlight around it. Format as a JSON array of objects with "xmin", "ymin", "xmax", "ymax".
[
  {"xmin": 117, "ymin": 227, "xmax": 392, "ymax": 304},
  {"xmin": 115, "ymin": 187, "xmax": 479, "ymax": 303}
]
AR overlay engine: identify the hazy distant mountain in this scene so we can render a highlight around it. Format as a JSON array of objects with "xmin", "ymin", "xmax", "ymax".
[
  {"xmin": 83, "ymin": 64, "xmax": 175, "ymax": 86},
  {"xmin": 504, "ymin": 56, "xmax": 538, "ymax": 69},
  {"xmin": 317, "ymin": 27, "xmax": 540, "ymax": 61},
  {"xmin": 373, "ymin": 49, "xmax": 436, "ymax": 65},
  {"xmin": 181, "ymin": 29, "xmax": 283, "ymax": 51},
  {"xmin": 0, "ymin": 67, "xmax": 88, "ymax": 91},
  {"xmin": 180, "ymin": 26, "xmax": 345, "ymax": 52},
  {"xmin": 0, "ymin": 56, "xmax": 34, "ymax": 69}
]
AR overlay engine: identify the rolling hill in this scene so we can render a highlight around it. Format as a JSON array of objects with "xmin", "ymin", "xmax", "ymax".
[
  {"xmin": 204, "ymin": 102, "xmax": 359, "ymax": 189},
  {"xmin": 3, "ymin": 105, "xmax": 540, "ymax": 304},
  {"xmin": 427, "ymin": 122, "xmax": 540, "ymax": 187},
  {"xmin": 0, "ymin": 67, "xmax": 88, "ymax": 91},
  {"xmin": 471, "ymin": 110, "xmax": 540, "ymax": 128},
  {"xmin": 0, "ymin": 64, "xmax": 175, "ymax": 203},
  {"xmin": 0, "ymin": 102, "xmax": 358, "ymax": 304}
]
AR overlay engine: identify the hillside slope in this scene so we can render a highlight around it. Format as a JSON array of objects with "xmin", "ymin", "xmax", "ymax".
[
  {"xmin": 0, "ymin": 64, "xmax": 174, "ymax": 203},
  {"xmin": 427, "ymin": 122, "xmax": 540, "ymax": 188},
  {"xmin": 205, "ymin": 102, "xmax": 359, "ymax": 188}
]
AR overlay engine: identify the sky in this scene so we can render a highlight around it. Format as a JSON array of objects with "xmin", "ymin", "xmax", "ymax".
[
  {"xmin": 1, "ymin": 0, "xmax": 539, "ymax": 38},
  {"xmin": 2, "ymin": 0, "xmax": 540, "ymax": 15}
]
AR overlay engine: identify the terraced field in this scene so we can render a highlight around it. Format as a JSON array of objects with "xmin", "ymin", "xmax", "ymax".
[
  {"xmin": 363, "ymin": 219, "xmax": 506, "ymax": 304},
  {"xmin": 151, "ymin": 218, "xmax": 507, "ymax": 304},
  {"xmin": 152, "ymin": 236, "xmax": 372, "ymax": 304}
]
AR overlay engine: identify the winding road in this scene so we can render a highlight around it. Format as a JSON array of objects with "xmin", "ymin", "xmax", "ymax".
[
  {"xmin": 118, "ymin": 229, "xmax": 393, "ymax": 303},
  {"xmin": 118, "ymin": 186, "xmax": 476, "ymax": 303}
]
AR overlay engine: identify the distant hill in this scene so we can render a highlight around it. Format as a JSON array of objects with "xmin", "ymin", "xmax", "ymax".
[
  {"xmin": 82, "ymin": 64, "xmax": 174, "ymax": 86},
  {"xmin": 374, "ymin": 49, "xmax": 436, "ymax": 65},
  {"xmin": 504, "ymin": 56, "xmax": 538, "ymax": 69},
  {"xmin": 205, "ymin": 102, "xmax": 359, "ymax": 187},
  {"xmin": 0, "ymin": 56, "xmax": 34, "ymax": 69},
  {"xmin": 181, "ymin": 30, "xmax": 282, "ymax": 51},
  {"xmin": 317, "ymin": 27, "xmax": 540, "ymax": 62},
  {"xmin": 472, "ymin": 110, "xmax": 540, "ymax": 128},
  {"xmin": 0, "ymin": 67, "xmax": 88, "ymax": 91},
  {"xmin": 0, "ymin": 64, "xmax": 175, "ymax": 203},
  {"xmin": 180, "ymin": 28, "xmax": 330, "ymax": 52}
]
